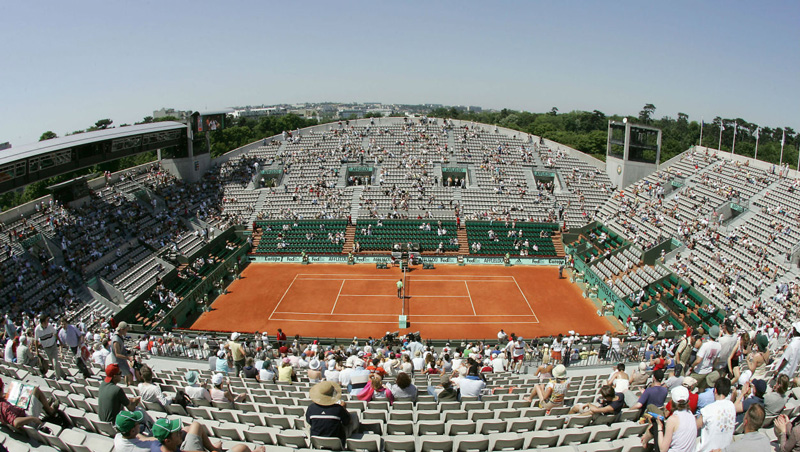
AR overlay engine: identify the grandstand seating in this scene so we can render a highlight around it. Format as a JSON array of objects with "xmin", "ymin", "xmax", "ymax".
[
  {"xmin": 255, "ymin": 220, "xmax": 348, "ymax": 254},
  {"xmin": 465, "ymin": 221, "xmax": 558, "ymax": 256}
]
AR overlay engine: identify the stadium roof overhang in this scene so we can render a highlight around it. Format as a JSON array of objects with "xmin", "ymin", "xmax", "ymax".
[{"xmin": 0, "ymin": 122, "xmax": 187, "ymax": 194}]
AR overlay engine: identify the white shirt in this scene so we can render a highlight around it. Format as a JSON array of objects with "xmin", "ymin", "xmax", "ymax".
[
  {"xmin": 35, "ymin": 324, "xmax": 58, "ymax": 348},
  {"xmin": 779, "ymin": 336, "xmax": 800, "ymax": 378},
  {"xmin": 695, "ymin": 340, "xmax": 721, "ymax": 375},
  {"xmin": 491, "ymin": 356, "xmax": 507, "ymax": 372},
  {"xmin": 4, "ymin": 340, "xmax": 14, "ymax": 362},
  {"xmin": 93, "ymin": 348, "xmax": 110, "ymax": 365},
  {"xmin": 113, "ymin": 433, "xmax": 159, "ymax": 452},
  {"xmin": 697, "ymin": 399, "xmax": 736, "ymax": 452},
  {"xmin": 454, "ymin": 377, "xmax": 486, "ymax": 398}
]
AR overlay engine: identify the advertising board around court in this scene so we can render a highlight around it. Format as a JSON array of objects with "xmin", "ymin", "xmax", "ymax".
[{"xmin": 249, "ymin": 254, "xmax": 565, "ymax": 266}]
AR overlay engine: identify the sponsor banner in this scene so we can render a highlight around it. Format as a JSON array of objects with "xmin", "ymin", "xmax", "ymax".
[
  {"xmin": 249, "ymin": 254, "xmax": 564, "ymax": 265},
  {"xmin": 347, "ymin": 166, "xmax": 373, "ymax": 172},
  {"xmin": 533, "ymin": 171, "xmax": 556, "ymax": 178}
]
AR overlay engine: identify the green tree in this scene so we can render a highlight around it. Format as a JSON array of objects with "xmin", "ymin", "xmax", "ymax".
[
  {"xmin": 94, "ymin": 119, "xmax": 113, "ymax": 130},
  {"xmin": 639, "ymin": 104, "xmax": 656, "ymax": 123},
  {"xmin": 39, "ymin": 131, "xmax": 58, "ymax": 141}
]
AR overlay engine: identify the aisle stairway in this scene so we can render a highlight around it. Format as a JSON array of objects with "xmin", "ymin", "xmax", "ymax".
[
  {"xmin": 552, "ymin": 231, "xmax": 565, "ymax": 257},
  {"xmin": 457, "ymin": 226, "xmax": 469, "ymax": 255},
  {"xmin": 343, "ymin": 225, "xmax": 356, "ymax": 253}
]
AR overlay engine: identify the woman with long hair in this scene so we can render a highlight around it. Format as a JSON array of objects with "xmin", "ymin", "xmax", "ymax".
[
  {"xmin": 727, "ymin": 332, "xmax": 750, "ymax": 381},
  {"xmin": 643, "ymin": 386, "xmax": 697, "ymax": 452}
]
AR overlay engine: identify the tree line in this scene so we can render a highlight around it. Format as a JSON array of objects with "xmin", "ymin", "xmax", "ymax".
[{"xmin": 429, "ymin": 105, "xmax": 798, "ymax": 167}]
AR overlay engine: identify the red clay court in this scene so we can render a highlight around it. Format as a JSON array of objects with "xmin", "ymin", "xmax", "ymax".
[{"xmin": 190, "ymin": 263, "xmax": 613, "ymax": 340}]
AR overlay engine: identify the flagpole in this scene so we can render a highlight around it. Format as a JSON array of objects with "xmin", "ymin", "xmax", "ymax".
[
  {"xmin": 731, "ymin": 122, "xmax": 737, "ymax": 155},
  {"xmin": 754, "ymin": 128, "xmax": 760, "ymax": 161},
  {"xmin": 780, "ymin": 130, "xmax": 786, "ymax": 166},
  {"xmin": 699, "ymin": 117, "xmax": 704, "ymax": 147},
  {"xmin": 718, "ymin": 123, "xmax": 724, "ymax": 151}
]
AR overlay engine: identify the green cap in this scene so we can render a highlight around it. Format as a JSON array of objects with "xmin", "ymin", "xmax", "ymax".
[
  {"xmin": 115, "ymin": 410, "xmax": 144, "ymax": 433},
  {"xmin": 152, "ymin": 418, "xmax": 182, "ymax": 441}
]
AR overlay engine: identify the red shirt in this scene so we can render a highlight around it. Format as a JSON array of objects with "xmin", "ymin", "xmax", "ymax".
[
  {"xmin": 665, "ymin": 392, "xmax": 698, "ymax": 416},
  {"xmin": 0, "ymin": 400, "xmax": 26, "ymax": 426}
]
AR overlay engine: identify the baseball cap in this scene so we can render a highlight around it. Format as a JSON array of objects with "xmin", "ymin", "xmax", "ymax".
[
  {"xmin": 105, "ymin": 363, "xmax": 120, "ymax": 383},
  {"xmin": 671, "ymin": 386, "xmax": 690, "ymax": 403},
  {"xmin": 115, "ymin": 410, "xmax": 144, "ymax": 433},
  {"xmin": 152, "ymin": 418, "xmax": 182, "ymax": 441}
]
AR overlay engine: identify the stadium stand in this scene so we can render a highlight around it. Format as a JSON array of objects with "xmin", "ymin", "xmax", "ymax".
[{"xmin": 1, "ymin": 116, "xmax": 800, "ymax": 451}]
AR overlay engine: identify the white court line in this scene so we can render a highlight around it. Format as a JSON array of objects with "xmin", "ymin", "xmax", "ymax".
[
  {"xmin": 297, "ymin": 273, "xmax": 512, "ymax": 278},
  {"xmin": 338, "ymin": 294, "xmax": 469, "ymax": 298},
  {"xmin": 296, "ymin": 278, "xmax": 512, "ymax": 282},
  {"xmin": 272, "ymin": 311, "xmax": 536, "ymax": 317},
  {"xmin": 269, "ymin": 274, "xmax": 299, "ymax": 320},
  {"xmin": 512, "ymin": 275, "xmax": 538, "ymax": 319},
  {"xmin": 464, "ymin": 281, "xmax": 476, "ymax": 315},
  {"xmin": 269, "ymin": 318, "xmax": 540, "ymax": 324},
  {"xmin": 330, "ymin": 280, "xmax": 345, "ymax": 314}
]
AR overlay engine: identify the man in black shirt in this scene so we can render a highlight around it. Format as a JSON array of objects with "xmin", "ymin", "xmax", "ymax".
[{"xmin": 305, "ymin": 381, "xmax": 357, "ymax": 445}]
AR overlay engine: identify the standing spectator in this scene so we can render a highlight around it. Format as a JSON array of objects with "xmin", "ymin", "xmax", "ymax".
[
  {"xmin": 98, "ymin": 363, "xmax": 141, "ymax": 423},
  {"xmin": 110, "ymin": 322, "xmax": 135, "ymax": 385},
  {"xmin": 642, "ymin": 385, "xmax": 696, "ymax": 452},
  {"xmin": 33, "ymin": 314, "xmax": 64, "ymax": 379},
  {"xmin": 58, "ymin": 318, "xmax": 83, "ymax": 355},
  {"xmin": 696, "ymin": 377, "xmax": 736, "ymax": 452},
  {"xmin": 228, "ymin": 332, "xmax": 246, "ymax": 377},
  {"xmin": 306, "ymin": 381, "xmax": 357, "ymax": 445},
  {"xmin": 276, "ymin": 329, "xmax": 287, "ymax": 348},
  {"xmin": 689, "ymin": 325, "xmax": 722, "ymax": 391},
  {"xmin": 777, "ymin": 322, "xmax": 800, "ymax": 378}
]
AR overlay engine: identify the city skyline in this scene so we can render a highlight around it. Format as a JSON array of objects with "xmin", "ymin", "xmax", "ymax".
[{"xmin": 2, "ymin": 1, "xmax": 797, "ymax": 146}]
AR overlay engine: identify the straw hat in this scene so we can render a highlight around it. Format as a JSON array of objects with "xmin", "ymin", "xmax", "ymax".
[
  {"xmin": 309, "ymin": 381, "xmax": 342, "ymax": 406},
  {"xmin": 553, "ymin": 364, "xmax": 567, "ymax": 379}
]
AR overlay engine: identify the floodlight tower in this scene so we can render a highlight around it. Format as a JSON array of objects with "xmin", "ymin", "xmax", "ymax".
[{"xmin": 606, "ymin": 119, "xmax": 662, "ymax": 189}]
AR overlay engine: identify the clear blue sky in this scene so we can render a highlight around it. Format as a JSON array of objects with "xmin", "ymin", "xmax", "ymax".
[{"xmin": 2, "ymin": 1, "xmax": 797, "ymax": 146}]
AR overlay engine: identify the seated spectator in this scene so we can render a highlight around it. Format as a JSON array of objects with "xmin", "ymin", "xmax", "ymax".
[
  {"xmin": 214, "ymin": 349, "xmax": 230, "ymax": 374},
  {"xmin": 0, "ymin": 377, "xmax": 62, "ymax": 430},
  {"xmin": 453, "ymin": 364, "xmax": 486, "ymax": 400},
  {"xmin": 389, "ymin": 372, "xmax": 418, "ymax": 402},
  {"xmin": 99, "ymin": 363, "xmax": 141, "ymax": 423},
  {"xmin": 526, "ymin": 364, "xmax": 568, "ymax": 411},
  {"xmin": 428, "ymin": 373, "xmax": 459, "ymax": 402},
  {"xmin": 307, "ymin": 357, "xmax": 323, "ymax": 383},
  {"xmin": 665, "ymin": 377, "xmax": 699, "ymax": 416},
  {"xmin": 569, "ymin": 384, "xmax": 625, "ymax": 419},
  {"xmin": 183, "ymin": 370, "xmax": 212, "ymax": 403},
  {"xmin": 137, "ymin": 365, "xmax": 173, "ymax": 408},
  {"xmin": 607, "ymin": 362, "xmax": 630, "ymax": 393},
  {"xmin": 630, "ymin": 369, "xmax": 668, "ymax": 415},
  {"xmin": 724, "ymin": 404, "xmax": 770, "ymax": 451},
  {"xmin": 774, "ymin": 410, "xmax": 800, "ymax": 452},
  {"xmin": 765, "ymin": 374, "xmax": 790, "ymax": 416},
  {"xmin": 241, "ymin": 357, "xmax": 259, "ymax": 381},
  {"xmin": 629, "ymin": 362, "xmax": 650, "ymax": 387},
  {"xmin": 277, "ymin": 357, "xmax": 296, "ymax": 383},
  {"xmin": 209, "ymin": 373, "xmax": 246, "ymax": 406},
  {"xmin": 306, "ymin": 381, "xmax": 358, "ymax": 445},
  {"xmin": 357, "ymin": 374, "xmax": 393, "ymax": 404},
  {"xmin": 114, "ymin": 410, "xmax": 260, "ymax": 452},
  {"xmin": 92, "ymin": 340, "xmax": 111, "ymax": 366},
  {"xmin": 258, "ymin": 359, "xmax": 275, "ymax": 383},
  {"xmin": 735, "ymin": 379, "xmax": 767, "ymax": 424},
  {"xmin": 642, "ymin": 385, "xmax": 697, "ymax": 452},
  {"xmin": 348, "ymin": 361, "xmax": 370, "ymax": 394}
]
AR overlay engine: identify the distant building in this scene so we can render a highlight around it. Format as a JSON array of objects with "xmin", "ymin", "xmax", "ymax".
[
  {"xmin": 153, "ymin": 108, "xmax": 191, "ymax": 120},
  {"xmin": 338, "ymin": 108, "xmax": 366, "ymax": 119},
  {"xmin": 233, "ymin": 107, "xmax": 286, "ymax": 119}
]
